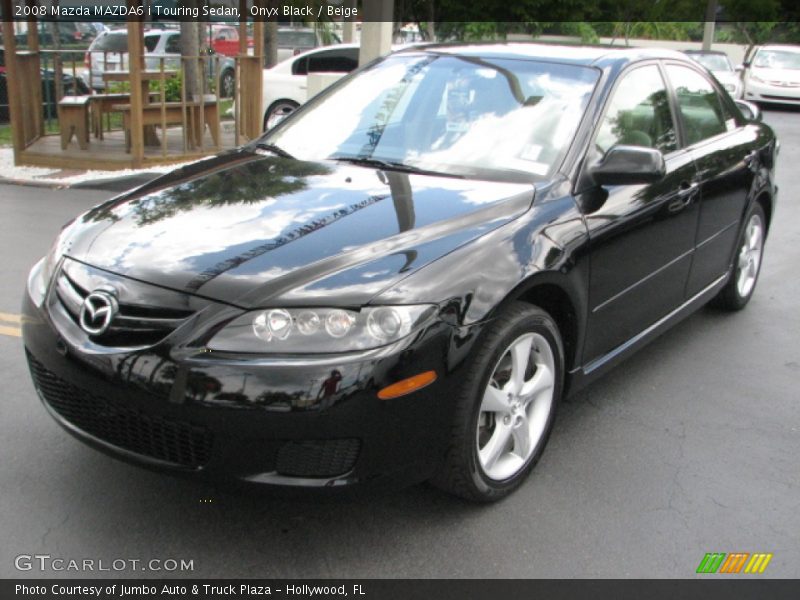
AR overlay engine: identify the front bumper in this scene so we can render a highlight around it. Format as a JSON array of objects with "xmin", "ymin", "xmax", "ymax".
[
  {"xmin": 744, "ymin": 79, "xmax": 800, "ymax": 104},
  {"xmin": 22, "ymin": 287, "xmax": 471, "ymax": 490}
]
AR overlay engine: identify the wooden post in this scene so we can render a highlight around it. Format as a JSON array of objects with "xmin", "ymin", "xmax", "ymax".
[
  {"xmin": 1, "ymin": 0, "xmax": 26, "ymax": 161},
  {"xmin": 127, "ymin": 13, "xmax": 145, "ymax": 166},
  {"xmin": 25, "ymin": 4, "xmax": 43, "ymax": 136},
  {"xmin": 250, "ymin": 12, "xmax": 264, "ymax": 139}
]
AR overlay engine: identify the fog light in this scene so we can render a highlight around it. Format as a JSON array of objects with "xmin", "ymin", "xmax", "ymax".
[{"xmin": 377, "ymin": 371, "xmax": 437, "ymax": 400}]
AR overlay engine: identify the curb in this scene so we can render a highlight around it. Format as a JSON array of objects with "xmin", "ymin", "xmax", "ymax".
[{"xmin": 0, "ymin": 172, "xmax": 161, "ymax": 192}]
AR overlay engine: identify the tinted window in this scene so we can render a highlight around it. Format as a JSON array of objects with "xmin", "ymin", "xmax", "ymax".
[
  {"xmin": 92, "ymin": 33, "xmax": 128, "ymax": 53},
  {"xmin": 307, "ymin": 49, "xmax": 359, "ymax": 73},
  {"xmin": 666, "ymin": 64, "xmax": 727, "ymax": 145},
  {"xmin": 596, "ymin": 65, "xmax": 677, "ymax": 155},
  {"xmin": 164, "ymin": 34, "xmax": 181, "ymax": 54}
]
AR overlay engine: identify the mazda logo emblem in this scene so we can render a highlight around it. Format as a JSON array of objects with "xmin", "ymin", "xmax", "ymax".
[{"xmin": 79, "ymin": 290, "xmax": 119, "ymax": 336}]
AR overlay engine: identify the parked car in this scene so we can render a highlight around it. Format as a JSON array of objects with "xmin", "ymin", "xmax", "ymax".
[
  {"xmin": 276, "ymin": 27, "xmax": 339, "ymax": 63},
  {"xmin": 85, "ymin": 29, "xmax": 236, "ymax": 97},
  {"xmin": 206, "ymin": 24, "xmax": 252, "ymax": 57},
  {"xmin": 0, "ymin": 46, "xmax": 90, "ymax": 122},
  {"xmin": 684, "ymin": 49, "xmax": 742, "ymax": 98},
  {"xmin": 15, "ymin": 22, "xmax": 97, "ymax": 47},
  {"xmin": 742, "ymin": 44, "xmax": 800, "ymax": 105},
  {"xmin": 23, "ymin": 44, "xmax": 776, "ymax": 502},
  {"xmin": 262, "ymin": 43, "xmax": 359, "ymax": 130}
]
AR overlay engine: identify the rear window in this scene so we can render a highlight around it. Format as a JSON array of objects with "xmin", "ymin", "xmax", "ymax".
[
  {"xmin": 92, "ymin": 32, "xmax": 128, "ymax": 53},
  {"xmin": 144, "ymin": 34, "xmax": 161, "ymax": 53},
  {"xmin": 278, "ymin": 30, "xmax": 316, "ymax": 48}
]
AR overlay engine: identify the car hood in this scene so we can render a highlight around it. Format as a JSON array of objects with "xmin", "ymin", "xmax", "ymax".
[{"xmin": 65, "ymin": 149, "xmax": 534, "ymax": 308}]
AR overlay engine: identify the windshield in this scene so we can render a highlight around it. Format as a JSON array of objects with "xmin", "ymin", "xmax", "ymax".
[
  {"xmin": 264, "ymin": 53, "xmax": 599, "ymax": 180},
  {"xmin": 753, "ymin": 49, "xmax": 800, "ymax": 70},
  {"xmin": 691, "ymin": 53, "xmax": 732, "ymax": 72}
]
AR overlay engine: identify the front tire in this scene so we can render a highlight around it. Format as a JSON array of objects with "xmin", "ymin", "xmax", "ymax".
[
  {"xmin": 431, "ymin": 302, "xmax": 564, "ymax": 502},
  {"xmin": 712, "ymin": 203, "xmax": 766, "ymax": 311}
]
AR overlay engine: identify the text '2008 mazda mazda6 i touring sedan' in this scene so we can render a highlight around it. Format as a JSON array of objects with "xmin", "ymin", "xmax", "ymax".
[{"xmin": 23, "ymin": 44, "xmax": 777, "ymax": 501}]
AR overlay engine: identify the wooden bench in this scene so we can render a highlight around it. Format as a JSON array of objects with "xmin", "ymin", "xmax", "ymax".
[
  {"xmin": 113, "ymin": 96, "xmax": 220, "ymax": 152},
  {"xmin": 89, "ymin": 92, "xmax": 159, "ymax": 140},
  {"xmin": 59, "ymin": 96, "xmax": 91, "ymax": 150}
]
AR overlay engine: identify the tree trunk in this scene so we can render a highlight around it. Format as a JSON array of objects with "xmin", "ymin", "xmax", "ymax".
[
  {"xmin": 181, "ymin": 19, "xmax": 201, "ymax": 100},
  {"xmin": 263, "ymin": 1, "xmax": 279, "ymax": 68}
]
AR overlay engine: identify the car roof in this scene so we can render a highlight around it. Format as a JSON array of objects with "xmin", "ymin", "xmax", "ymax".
[
  {"xmin": 398, "ymin": 42, "xmax": 693, "ymax": 68},
  {"xmin": 756, "ymin": 44, "xmax": 800, "ymax": 53},
  {"xmin": 684, "ymin": 50, "xmax": 728, "ymax": 56}
]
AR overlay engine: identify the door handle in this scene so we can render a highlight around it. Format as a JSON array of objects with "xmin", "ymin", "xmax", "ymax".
[{"xmin": 668, "ymin": 182, "xmax": 699, "ymax": 213}]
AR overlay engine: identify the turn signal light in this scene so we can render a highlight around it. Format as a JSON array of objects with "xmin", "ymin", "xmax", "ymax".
[{"xmin": 377, "ymin": 371, "xmax": 437, "ymax": 400}]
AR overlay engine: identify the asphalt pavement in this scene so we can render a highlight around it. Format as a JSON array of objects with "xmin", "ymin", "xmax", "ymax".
[{"xmin": 0, "ymin": 109, "xmax": 798, "ymax": 579}]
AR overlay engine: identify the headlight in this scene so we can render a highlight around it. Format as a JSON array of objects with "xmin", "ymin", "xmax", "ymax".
[
  {"xmin": 27, "ymin": 241, "xmax": 62, "ymax": 306},
  {"xmin": 208, "ymin": 305, "xmax": 438, "ymax": 353}
]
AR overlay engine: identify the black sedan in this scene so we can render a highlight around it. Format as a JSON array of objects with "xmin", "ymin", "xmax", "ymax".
[{"xmin": 22, "ymin": 44, "xmax": 777, "ymax": 501}]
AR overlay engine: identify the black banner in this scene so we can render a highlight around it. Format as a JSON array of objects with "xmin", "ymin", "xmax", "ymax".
[
  {"xmin": 3, "ymin": 580, "xmax": 800, "ymax": 600},
  {"xmin": 3, "ymin": 0, "xmax": 800, "ymax": 23}
]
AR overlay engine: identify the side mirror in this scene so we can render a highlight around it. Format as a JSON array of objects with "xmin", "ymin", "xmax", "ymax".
[
  {"xmin": 589, "ymin": 145, "xmax": 666, "ymax": 186},
  {"xmin": 734, "ymin": 99, "xmax": 762, "ymax": 122}
]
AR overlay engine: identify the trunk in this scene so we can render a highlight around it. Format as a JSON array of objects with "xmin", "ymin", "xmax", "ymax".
[{"xmin": 180, "ymin": 18, "xmax": 201, "ymax": 100}]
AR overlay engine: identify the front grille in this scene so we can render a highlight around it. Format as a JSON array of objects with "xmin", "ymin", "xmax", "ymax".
[
  {"xmin": 276, "ymin": 439, "xmax": 360, "ymax": 478},
  {"xmin": 53, "ymin": 269, "xmax": 193, "ymax": 347},
  {"xmin": 28, "ymin": 353, "xmax": 213, "ymax": 469},
  {"xmin": 761, "ymin": 94, "xmax": 800, "ymax": 102}
]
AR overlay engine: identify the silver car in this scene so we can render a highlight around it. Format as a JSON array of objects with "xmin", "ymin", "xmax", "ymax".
[{"xmin": 85, "ymin": 29, "xmax": 236, "ymax": 97}]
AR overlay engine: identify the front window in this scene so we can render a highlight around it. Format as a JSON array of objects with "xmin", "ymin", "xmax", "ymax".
[
  {"xmin": 264, "ymin": 53, "xmax": 599, "ymax": 180},
  {"xmin": 691, "ymin": 53, "xmax": 733, "ymax": 72},
  {"xmin": 753, "ymin": 49, "xmax": 800, "ymax": 70}
]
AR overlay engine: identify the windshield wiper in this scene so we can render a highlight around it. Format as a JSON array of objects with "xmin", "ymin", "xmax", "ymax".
[
  {"xmin": 254, "ymin": 142, "xmax": 294, "ymax": 159},
  {"xmin": 330, "ymin": 156, "xmax": 463, "ymax": 178}
]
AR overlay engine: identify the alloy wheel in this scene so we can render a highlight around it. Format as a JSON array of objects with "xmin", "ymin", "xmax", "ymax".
[{"xmin": 476, "ymin": 332, "xmax": 555, "ymax": 481}]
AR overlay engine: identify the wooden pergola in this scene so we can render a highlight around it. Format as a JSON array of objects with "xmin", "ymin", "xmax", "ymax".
[{"xmin": 0, "ymin": 0, "xmax": 266, "ymax": 170}]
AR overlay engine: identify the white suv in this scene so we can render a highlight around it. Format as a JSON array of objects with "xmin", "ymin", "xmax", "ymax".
[{"xmin": 85, "ymin": 29, "xmax": 236, "ymax": 97}]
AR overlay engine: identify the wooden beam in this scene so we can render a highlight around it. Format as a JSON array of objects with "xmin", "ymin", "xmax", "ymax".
[
  {"xmin": 127, "ymin": 11, "xmax": 145, "ymax": 167},
  {"xmin": 1, "ymin": 0, "xmax": 25, "ymax": 161},
  {"xmin": 25, "ymin": 2, "xmax": 43, "ymax": 136}
]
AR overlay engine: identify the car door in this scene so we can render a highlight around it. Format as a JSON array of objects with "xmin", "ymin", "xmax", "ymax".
[
  {"xmin": 578, "ymin": 63, "xmax": 701, "ymax": 364},
  {"xmin": 663, "ymin": 63, "xmax": 759, "ymax": 297}
]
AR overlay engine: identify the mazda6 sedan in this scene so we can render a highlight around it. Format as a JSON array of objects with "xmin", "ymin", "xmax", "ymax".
[{"xmin": 23, "ymin": 44, "xmax": 777, "ymax": 502}]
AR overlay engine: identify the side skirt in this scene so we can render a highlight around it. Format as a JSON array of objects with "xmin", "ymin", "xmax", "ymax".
[{"xmin": 565, "ymin": 273, "xmax": 728, "ymax": 397}]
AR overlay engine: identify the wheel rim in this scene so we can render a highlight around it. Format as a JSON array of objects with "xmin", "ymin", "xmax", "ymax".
[
  {"xmin": 266, "ymin": 103, "xmax": 296, "ymax": 129},
  {"xmin": 476, "ymin": 332, "xmax": 555, "ymax": 481},
  {"xmin": 221, "ymin": 73, "xmax": 234, "ymax": 98},
  {"xmin": 736, "ymin": 213, "xmax": 764, "ymax": 298}
]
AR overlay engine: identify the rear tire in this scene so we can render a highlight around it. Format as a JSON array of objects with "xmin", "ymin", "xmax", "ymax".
[
  {"xmin": 712, "ymin": 203, "xmax": 766, "ymax": 311},
  {"xmin": 431, "ymin": 302, "xmax": 564, "ymax": 502}
]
